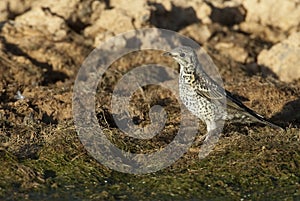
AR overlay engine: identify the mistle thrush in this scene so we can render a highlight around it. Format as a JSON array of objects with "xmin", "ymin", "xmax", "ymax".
[{"xmin": 163, "ymin": 46, "xmax": 282, "ymax": 139}]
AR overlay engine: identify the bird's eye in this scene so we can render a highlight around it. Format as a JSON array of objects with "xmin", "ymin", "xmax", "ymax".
[{"xmin": 179, "ymin": 53, "xmax": 185, "ymax": 57}]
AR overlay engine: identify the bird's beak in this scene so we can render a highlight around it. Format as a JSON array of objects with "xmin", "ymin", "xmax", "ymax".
[{"xmin": 162, "ymin": 51, "xmax": 172, "ymax": 57}]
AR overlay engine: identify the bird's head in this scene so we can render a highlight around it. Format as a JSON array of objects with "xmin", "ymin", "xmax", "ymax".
[{"xmin": 163, "ymin": 46, "xmax": 197, "ymax": 71}]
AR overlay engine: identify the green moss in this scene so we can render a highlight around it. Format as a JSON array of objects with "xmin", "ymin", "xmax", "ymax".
[{"xmin": 1, "ymin": 121, "xmax": 299, "ymax": 200}]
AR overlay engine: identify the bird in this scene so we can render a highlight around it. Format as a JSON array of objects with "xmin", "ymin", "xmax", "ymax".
[{"xmin": 163, "ymin": 46, "xmax": 283, "ymax": 141}]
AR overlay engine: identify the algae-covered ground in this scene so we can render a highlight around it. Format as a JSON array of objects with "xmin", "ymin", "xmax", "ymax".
[{"xmin": 1, "ymin": 122, "xmax": 299, "ymax": 200}]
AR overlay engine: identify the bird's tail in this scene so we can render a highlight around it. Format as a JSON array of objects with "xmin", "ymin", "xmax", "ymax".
[
  {"xmin": 225, "ymin": 90, "xmax": 284, "ymax": 130},
  {"xmin": 252, "ymin": 112, "xmax": 284, "ymax": 130}
]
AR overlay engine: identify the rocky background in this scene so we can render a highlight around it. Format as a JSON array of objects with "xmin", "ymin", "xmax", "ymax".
[{"xmin": 0, "ymin": 0, "xmax": 299, "ymax": 200}]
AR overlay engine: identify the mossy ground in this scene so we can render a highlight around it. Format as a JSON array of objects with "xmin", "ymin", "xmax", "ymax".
[{"xmin": 0, "ymin": 117, "xmax": 299, "ymax": 200}]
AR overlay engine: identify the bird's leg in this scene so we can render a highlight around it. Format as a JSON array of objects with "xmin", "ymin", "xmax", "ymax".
[
  {"xmin": 206, "ymin": 121, "xmax": 217, "ymax": 133},
  {"xmin": 198, "ymin": 121, "xmax": 223, "ymax": 159},
  {"xmin": 195, "ymin": 121, "xmax": 217, "ymax": 143}
]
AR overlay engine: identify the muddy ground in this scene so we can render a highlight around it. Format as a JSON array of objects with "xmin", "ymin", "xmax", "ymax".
[{"xmin": 0, "ymin": 0, "xmax": 300, "ymax": 200}]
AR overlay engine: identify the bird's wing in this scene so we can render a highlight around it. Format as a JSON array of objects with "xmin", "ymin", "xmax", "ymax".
[
  {"xmin": 225, "ymin": 90, "xmax": 254, "ymax": 112},
  {"xmin": 193, "ymin": 71, "xmax": 268, "ymax": 118},
  {"xmin": 193, "ymin": 72, "xmax": 225, "ymax": 100},
  {"xmin": 193, "ymin": 70, "xmax": 252, "ymax": 111},
  {"xmin": 192, "ymin": 68, "xmax": 283, "ymax": 129}
]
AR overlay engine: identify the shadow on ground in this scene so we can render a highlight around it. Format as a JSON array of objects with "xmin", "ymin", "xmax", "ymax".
[{"xmin": 271, "ymin": 98, "xmax": 300, "ymax": 128}]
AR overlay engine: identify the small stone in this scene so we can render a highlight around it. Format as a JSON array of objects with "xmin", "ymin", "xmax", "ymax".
[
  {"xmin": 215, "ymin": 42, "xmax": 248, "ymax": 63},
  {"xmin": 241, "ymin": 0, "xmax": 300, "ymax": 42},
  {"xmin": 14, "ymin": 7, "xmax": 68, "ymax": 40},
  {"xmin": 84, "ymin": 0, "xmax": 150, "ymax": 42},
  {"xmin": 180, "ymin": 24, "xmax": 211, "ymax": 44},
  {"xmin": 95, "ymin": 9, "xmax": 135, "ymax": 33},
  {"xmin": 243, "ymin": 0, "xmax": 300, "ymax": 31},
  {"xmin": 0, "ymin": 0, "xmax": 33, "ymax": 21},
  {"xmin": 32, "ymin": 0, "xmax": 81, "ymax": 20},
  {"xmin": 258, "ymin": 32, "xmax": 300, "ymax": 82},
  {"xmin": 239, "ymin": 22, "xmax": 286, "ymax": 43}
]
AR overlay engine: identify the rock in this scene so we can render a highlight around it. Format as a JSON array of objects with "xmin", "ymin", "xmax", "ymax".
[
  {"xmin": 170, "ymin": 0, "xmax": 246, "ymax": 26},
  {"xmin": 243, "ymin": 0, "xmax": 300, "ymax": 31},
  {"xmin": 96, "ymin": 9, "xmax": 135, "ymax": 33},
  {"xmin": 179, "ymin": 23, "xmax": 211, "ymax": 44},
  {"xmin": 148, "ymin": 0, "xmax": 211, "ymax": 30},
  {"xmin": 1, "ymin": 3, "xmax": 88, "ymax": 79},
  {"xmin": 32, "ymin": 0, "xmax": 81, "ymax": 19},
  {"xmin": 13, "ymin": 7, "xmax": 68, "ymax": 41},
  {"xmin": 215, "ymin": 42, "xmax": 248, "ymax": 63},
  {"xmin": 185, "ymin": 0, "xmax": 212, "ymax": 24},
  {"xmin": 208, "ymin": 0, "xmax": 244, "ymax": 8},
  {"xmin": 258, "ymin": 32, "xmax": 300, "ymax": 82},
  {"xmin": 84, "ymin": 0, "xmax": 151, "ymax": 45},
  {"xmin": 0, "ymin": 0, "xmax": 34, "ymax": 21},
  {"xmin": 240, "ymin": 0, "xmax": 300, "ymax": 42},
  {"xmin": 32, "ymin": 0, "xmax": 98, "ymax": 27},
  {"xmin": 166, "ymin": 0, "xmax": 212, "ymax": 24},
  {"xmin": 239, "ymin": 22, "xmax": 286, "ymax": 43},
  {"xmin": 94, "ymin": 31, "xmax": 115, "ymax": 47},
  {"xmin": 0, "ymin": 1, "xmax": 7, "ymax": 21},
  {"xmin": 110, "ymin": 0, "xmax": 151, "ymax": 28},
  {"xmin": 85, "ymin": 8, "xmax": 135, "ymax": 46}
]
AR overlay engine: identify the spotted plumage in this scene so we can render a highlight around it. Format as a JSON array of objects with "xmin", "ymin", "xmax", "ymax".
[{"xmin": 163, "ymin": 46, "xmax": 282, "ymax": 138}]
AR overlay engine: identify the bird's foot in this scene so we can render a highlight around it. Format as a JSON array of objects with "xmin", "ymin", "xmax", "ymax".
[{"xmin": 198, "ymin": 128, "xmax": 222, "ymax": 159}]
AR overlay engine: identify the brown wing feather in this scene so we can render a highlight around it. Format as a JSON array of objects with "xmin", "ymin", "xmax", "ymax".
[
  {"xmin": 192, "ymin": 71, "xmax": 282, "ymax": 129},
  {"xmin": 192, "ymin": 73, "xmax": 225, "ymax": 100}
]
